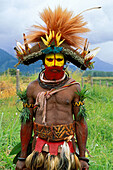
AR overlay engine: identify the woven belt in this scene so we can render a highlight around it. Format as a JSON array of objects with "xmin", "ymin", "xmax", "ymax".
[{"xmin": 34, "ymin": 122, "xmax": 75, "ymax": 142}]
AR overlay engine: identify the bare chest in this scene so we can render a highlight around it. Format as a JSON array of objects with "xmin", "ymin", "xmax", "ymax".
[
  {"xmin": 33, "ymin": 84, "xmax": 75, "ymax": 105},
  {"xmin": 33, "ymin": 83, "xmax": 77, "ymax": 125},
  {"xmin": 48, "ymin": 89, "xmax": 74, "ymax": 106}
]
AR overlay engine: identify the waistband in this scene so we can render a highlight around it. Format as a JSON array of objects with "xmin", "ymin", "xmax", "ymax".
[{"xmin": 34, "ymin": 122, "xmax": 75, "ymax": 142}]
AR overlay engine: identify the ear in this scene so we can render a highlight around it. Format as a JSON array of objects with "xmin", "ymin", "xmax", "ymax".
[
  {"xmin": 63, "ymin": 61, "xmax": 69, "ymax": 70},
  {"xmin": 42, "ymin": 55, "xmax": 46, "ymax": 65}
]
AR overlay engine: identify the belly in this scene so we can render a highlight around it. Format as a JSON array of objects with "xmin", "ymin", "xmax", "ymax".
[
  {"xmin": 46, "ymin": 110, "xmax": 73, "ymax": 125},
  {"xmin": 35, "ymin": 108, "xmax": 73, "ymax": 126}
]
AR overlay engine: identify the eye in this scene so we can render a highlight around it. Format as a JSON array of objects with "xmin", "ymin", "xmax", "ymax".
[
  {"xmin": 56, "ymin": 58, "xmax": 63, "ymax": 62},
  {"xmin": 47, "ymin": 58, "xmax": 53, "ymax": 62}
]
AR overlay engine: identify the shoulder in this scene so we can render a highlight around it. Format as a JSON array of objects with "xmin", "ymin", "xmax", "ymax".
[
  {"xmin": 68, "ymin": 78, "xmax": 81, "ymax": 92},
  {"xmin": 74, "ymin": 83, "xmax": 81, "ymax": 92},
  {"xmin": 27, "ymin": 79, "xmax": 39, "ymax": 89},
  {"xmin": 27, "ymin": 79, "xmax": 39, "ymax": 97}
]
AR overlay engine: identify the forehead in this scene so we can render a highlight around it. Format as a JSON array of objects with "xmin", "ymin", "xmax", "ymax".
[{"xmin": 45, "ymin": 53, "xmax": 64, "ymax": 58}]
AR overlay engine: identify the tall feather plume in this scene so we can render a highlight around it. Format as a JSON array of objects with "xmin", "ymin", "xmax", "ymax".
[{"xmin": 26, "ymin": 6, "xmax": 90, "ymax": 49}]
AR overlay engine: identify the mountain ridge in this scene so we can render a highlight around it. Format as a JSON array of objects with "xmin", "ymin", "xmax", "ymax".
[
  {"xmin": 0, "ymin": 48, "xmax": 42, "ymax": 74},
  {"xmin": 0, "ymin": 48, "xmax": 113, "ymax": 73}
]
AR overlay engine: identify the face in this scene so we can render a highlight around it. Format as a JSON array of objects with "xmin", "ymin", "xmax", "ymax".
[
  {"xmin": 45, "ymin": 53, "xmax": 64, "ymax": 67},
  {"xmin": 44, "ymin": 53, "xmax": 65, "ymax": 80}
]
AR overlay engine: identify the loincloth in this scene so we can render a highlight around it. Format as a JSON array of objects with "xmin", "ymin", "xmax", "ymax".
[
  {"xmin": 25, "ymin": 122, "xmax": 81, "ymax": 170},
  {"xmin": 35, "ymin": 137, "xmax": 74, "ymax": 155},
  {"xmin": 33, "ymin": 121, "xmax": 75, "ymax": 142},
  {"xmin": 25, "ymin": 122, "xmax": 81, "ymax": 169},
  {"xmin": 25, "ymin": 137, "xmax": 80, "ymax": 170}
]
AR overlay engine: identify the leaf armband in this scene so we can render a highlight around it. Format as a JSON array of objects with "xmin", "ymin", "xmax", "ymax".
[
  {"xmin": 73, "ymin": 101, "xmax": 86, "ymax": 119},
  {"xmin": 74, "ymin": 85, "xmax": 92, "ymax": 120},
  {"xmin": 16, "ymin": 89, "xmax": 31, "ymax": 123}
]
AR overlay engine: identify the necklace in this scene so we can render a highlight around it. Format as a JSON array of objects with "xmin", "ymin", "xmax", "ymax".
[{"xmin": 38, "ymin": 69, "xmax": 69, "ymax": 89}]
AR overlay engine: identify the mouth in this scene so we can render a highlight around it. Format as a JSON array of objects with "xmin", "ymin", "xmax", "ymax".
[
  {"xmin": 51, "ymin": 69, "xmax": 62, "ymax": 73},
  {"xmin": 51, "ymin": 69, "xmax": 58, "ymax": 72}
]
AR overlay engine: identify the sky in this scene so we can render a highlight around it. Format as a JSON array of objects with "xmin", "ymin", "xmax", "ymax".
[{"xmin": 0, "ymin": 0, "xmax": 113, "ymax": 65}]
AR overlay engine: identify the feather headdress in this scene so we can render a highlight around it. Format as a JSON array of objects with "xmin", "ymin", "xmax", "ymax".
[
  {"xmin": 14, "ymin": 6, "xmax": 100, "ymax": 70},
  {"xmin": 27, "ymin": 6, "xmax": 90, "ymax": 49}
]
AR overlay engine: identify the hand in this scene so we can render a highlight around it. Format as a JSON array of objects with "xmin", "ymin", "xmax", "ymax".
[
  {"xmin": 80, "ymin": 160, "xmax": 89, "ymax": 170},
  {"xmin": 16, "ymin": 160, "xmax": 26, "ymax": 170}
]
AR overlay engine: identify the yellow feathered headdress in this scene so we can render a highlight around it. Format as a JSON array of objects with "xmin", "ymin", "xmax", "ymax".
[{"xmin": 14, "ymin": 6, "xmax": 100, "ymax": 70}]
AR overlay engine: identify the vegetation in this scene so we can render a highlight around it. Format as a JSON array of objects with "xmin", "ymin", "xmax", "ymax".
[
  {"xmin": 83, "ymin": 70, "xmax": 113, "ymax": 77},
  {"xmin": 17, "ymin": 89, "xmax": 31, "ymax": 123},
  {"xmin": 0, "ymin": 71, "xmax": 113, "ymax": 169},
  {"xmin": 82, "ymin": 76, "xmax": 113, "ymax": 87},
  {"xmin": 4, "ymin": 68, "xmax": 22, "ymax": 76},
  {"xmin": 74, "ymin": 85, "xmax": 92, "ymax": 119},
  {"xmin": 85, "ymin": 85, "xmax": 113, "ymax": 170}
]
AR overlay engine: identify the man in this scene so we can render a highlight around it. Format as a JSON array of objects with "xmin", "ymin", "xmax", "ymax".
[{"xmin": 15, "ymin": 6, "xmax": 99, "ymax": 170}]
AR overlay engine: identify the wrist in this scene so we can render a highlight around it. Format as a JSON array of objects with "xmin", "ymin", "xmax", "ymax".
[
  {"xmin": 18, "ymin": 157, "xmax": 26, "ymax": 161},
  {"xmin": 79, "ymin": 157, "xmax": 89, "ymax": 163},
  {"xmin": 20, "ymin": 152, "xmax": 27, "ymax": 158}
]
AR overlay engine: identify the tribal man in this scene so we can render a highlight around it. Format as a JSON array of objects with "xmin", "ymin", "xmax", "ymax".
[{"xmin": 15, "ymin": 6, "xmax": 100, "ymax": 170}]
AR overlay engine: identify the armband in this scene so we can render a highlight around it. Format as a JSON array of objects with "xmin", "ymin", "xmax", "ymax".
[
  {"xmin": 79, "ymin": 157, "xmax": 89, "ymax": 163},
  {"xmin": 18, "ymin": 157, "xmax": 26, "ymax": 161},
  {"xmin": 23, "ymin": 103, "xmax": 34, "ymax": 108},
  {"xmin": 73, "ymin": 101, "xmax": 84, "ymax": 107},
  {"xmin": 23, "ymin": 103, "xmax": 40, "ymax": 109}
]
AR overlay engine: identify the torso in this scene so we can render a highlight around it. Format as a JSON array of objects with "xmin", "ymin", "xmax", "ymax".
[{"xmin": 27, "ymin": 78, "xmax": 80, "ymax": 126}]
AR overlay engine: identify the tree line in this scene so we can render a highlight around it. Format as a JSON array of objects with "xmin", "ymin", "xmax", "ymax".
[{"xmin": 83, "ymin": 70, "xmax": 113, "ymax": 77}]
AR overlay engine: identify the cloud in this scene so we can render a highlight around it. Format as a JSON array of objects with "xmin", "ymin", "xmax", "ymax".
[
  {"xmin": 86, "ymin": 7, "xmax": 113, "ymax": 44},
  {"xmin": 0, "ymin": 0, "xmax": 113, "ymax": 66},
  {"xmin": 91, "ymin": 41, "xmax": 113, "ymax": 65}
]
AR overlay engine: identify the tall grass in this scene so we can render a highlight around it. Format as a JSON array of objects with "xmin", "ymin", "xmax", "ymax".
[
  {"xmin": 85, "ymin": 85, "xmax": 113, "ymax": 170},
  {"xmin": 0, "ymin": 97, "xmax": 20, "ymax": 169},
  {"xmin": 0, "ymin": 72, "xmax": 113, "ymax": 169},
  {"xmin": 0, "ymin": 72, "xmax": 39, "ymax": 99}
]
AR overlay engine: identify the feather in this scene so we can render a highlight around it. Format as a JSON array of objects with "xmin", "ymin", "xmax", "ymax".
[
  {"xmin": 36, "ymin": 152, "xmax": 44, "ymax": 168},
  {"xmin": 60, "ymin": 141, "xmax": 71, "ymax": 170},
  {"xmin": 74, "ymin": 154, "xmax": 81, "ymax": 170},
  {"xmin": 25, "ymin": 150, "xmax": 35, "ymax": 169},
  {"xmin": 25, "ymin": 151, "xmax": 44, "ymax": 169},
  {"xmin": 49, "ymin": 155, "xmax": 59, "ymax": 170},
  {"xmin": 44, "ymin": 153, "xmax": 51, "ymax": 170},
  {"xmin": 78, "ymin": 6, "xmax": 101, "ymax": 16},
  {"xmin": 58, "ymin": 153, "xmax": 69, "ymax": 170},
  {"xmin": 70, "ymin": 153, "xmax": 76, "ymax": 169},
  {"xmin": 16, "ymin": 42, "xmax": 25, "ymax": 54},
  {"xmin": 26, "ymin": 6, "xmax": 90, "ymax": 49},
  {"xmin": 84, "ymin": 47, "xmax": 100, "ymax": 60},
  {"xmin": 31, "ymin": 151, "xmax": 39, "ymax": 169}
]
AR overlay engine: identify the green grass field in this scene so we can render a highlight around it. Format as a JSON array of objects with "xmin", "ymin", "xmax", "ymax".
[{"xmin": 0, "ymin": 73, "xmax": 113, "ymax": 169}]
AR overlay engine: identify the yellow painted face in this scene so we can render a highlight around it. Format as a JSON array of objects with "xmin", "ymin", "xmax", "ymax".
[{"xmin": 45, "ymin": 53, "xmax": 64, "ymax": 67}]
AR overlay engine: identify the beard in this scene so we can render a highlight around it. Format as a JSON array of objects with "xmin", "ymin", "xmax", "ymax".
[{"xmin": 44, "ymin": 66, "xmax": 64, "ymax": 80}]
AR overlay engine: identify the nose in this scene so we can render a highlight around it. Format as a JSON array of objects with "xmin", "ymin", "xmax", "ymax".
[{"xmin": 54, "ymin": 57, "xmax": 56, "ymax": 66}]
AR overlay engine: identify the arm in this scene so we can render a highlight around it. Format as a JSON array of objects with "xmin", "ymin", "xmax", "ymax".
[
  {"xmin": 73, "ymin": 84, "xmax": 89, "ymax": 169},
  {"xmin": 16, "ymin": 85, "xmax": 34, "ymax": 170}
]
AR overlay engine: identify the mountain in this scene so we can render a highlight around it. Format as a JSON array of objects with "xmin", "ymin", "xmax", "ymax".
[
  {"xmin": 0, "ymin": 49, "xmax": 17, "ymax": 72},
  {"xmin": 93, "ymin": 57, "xmax": 113, "ymax": 72},
  {"xmin": 0, "ymin": 48, "xmax": 113, "ymax": 73},
  {"xmin": 68, "ymin": 57, "xmax": 113, "ymax": 72},
  {"xmin": 0, "ymin": 49, "xmax": 42, "ymax": 74}
]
